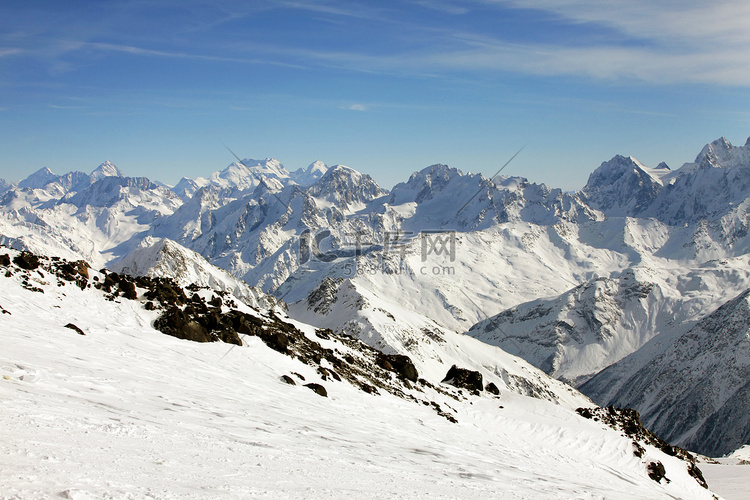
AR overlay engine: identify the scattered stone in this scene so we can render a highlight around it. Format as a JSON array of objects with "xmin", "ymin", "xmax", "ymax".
[
  {"xmin": 441, "ymin": 365, "xmax": 483, "ymax": 393},
  {"xmin": 64, "ymin": 323, "xmax": 85, "ymax": 335},
  {"xmin": 280, "ymin": 375, "xmax": 296, "ymax": 385},
  {"xmin": 576, "ymin": 406, "xmax": 707, "ymax": 489},
  {"xmin": 305, "ymin": 383, "xmax": 328, "ymax": 397},
  {"xmin": 430, "ymin": 401, "xmax": 458, "ymax": 423}
]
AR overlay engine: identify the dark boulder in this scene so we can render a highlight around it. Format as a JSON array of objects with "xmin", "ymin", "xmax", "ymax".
[
  {"xmin": 216, "ymin": 328, "xmax": 242, "ymax": 346},
  {"xmin": 647, "ymin": 461, "xmax": 667, "ymax": 483},
  {"xmin": 144, "ymin": 279, "xmax": 187, "ymax": 307},
  {"xmin": 154, "ymin": 306, "xmax": 213, "ymax": 343},
  {"xmin": 0, "ymin": 254, "xmax": 10, "ymax": 266},
  {"xmin": 376, "ymin": 353, "xmax": 419, "ymax": 382},
  {"xmin": 304, "ymin": 383, "xmax": 328, "ymax": 397},
  {"xmin": 442, "ymin": 365, "xmax": 483, "ymax": 393},
  {"xmin": 264, "ymin": 331, "xmax": 290, "ymax": 353},
  {"xmin": 13, "ymin": 252, "xmax": 40, "ymax": 270},
  {"xmin": 280, "ymin": 375, "xmax": 297, "ymax": 385},
  {"xmin": 102, "ymin": 272, "xmax": 118, "ymax": 291},
  {"xmin": 485, "ymin": 382, "xmax": 500, "ymax": 395},
  {"xmin": 118, "ymin": 279, "xmax": 138, "ymax": 300}
]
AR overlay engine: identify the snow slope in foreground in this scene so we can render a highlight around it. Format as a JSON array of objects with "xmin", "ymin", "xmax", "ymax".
[{"xmin": 0, "ymin": 255, "xmax": 716, "ymax": 499}]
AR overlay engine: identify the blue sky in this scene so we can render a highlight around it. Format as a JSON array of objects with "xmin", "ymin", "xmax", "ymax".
[{"xmin": 2, "ymin": 0, "xmax": 749, "ymax": 190}]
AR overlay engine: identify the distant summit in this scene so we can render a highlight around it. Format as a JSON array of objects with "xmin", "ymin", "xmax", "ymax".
[
  {"xmin": 290, "ymin": 161, "xmax": 330, "ymax": 186},
  {"xmin": 90, "ymin": 161, "xmax": 124, "ymax": 182}
]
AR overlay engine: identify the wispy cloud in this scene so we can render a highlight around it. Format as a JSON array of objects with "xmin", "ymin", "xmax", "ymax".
[
  {"xmin": 345, "ymin": 103, "xmax": 368, "ymax": 111},
  {"xmin": 412, "ymin": 1, "xmax": 469, "ymax": 15},
  {"xmin": 7, "ymin": 0, "xmax": 750, "ymax": 87},
  {"xmin": 0, "ymin": 48, "xmax": 22, "ymax": 57},
  {"xmin": 85, "ymin": 42, "xmax": 307, "ymax": 69},
  {"xmin": 480, "ymin": 0, "xmax": 750, "ymax": 48},
  {"xmin": 49, "ymin": 104, "xmax": 85, "ymax": 110},
  {"xmin": 246, "ymin": 0, "xmax": 750, "ymax": 86}
]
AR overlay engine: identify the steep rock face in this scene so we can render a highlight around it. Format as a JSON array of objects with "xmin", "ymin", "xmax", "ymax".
[
  {"xmin": 467, "ymin": 269, "xmax": 670, "ymax": 386},
  {"xmin": 387, "ymin": 164, "xmax": 595, "ymax": 231},
  {"xmin": 580, "ymin": 289, "xmax": 750, "ymax": 456},
  {"xmin": 307, "ymin": 165, "xmax": 386, "ymax": 210},
  {"xmin": 581, "ymin": 155, "xmax": 669, "ymax": 217},
  {"xmin": 582, "ymin": 137, "xmax": 750, "ymax": 232},
  {"xmin": 65, "ymin": 176, "xmax": 174, "ymax": 209},
  {"xmin": 288, "ymin": 274, "xmax": 592, "ymax": 409}
]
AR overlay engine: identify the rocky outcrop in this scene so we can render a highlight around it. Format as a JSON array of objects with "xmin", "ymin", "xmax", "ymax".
[{"xmin": 441, "ymin": 365, "xmax": 484, "ymax": 393}]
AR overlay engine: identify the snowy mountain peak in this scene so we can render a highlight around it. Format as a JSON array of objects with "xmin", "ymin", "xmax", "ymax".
[
  {"xmin": 414, "ymin": 163, "xmax": 464, "ymax": 183},
  {"xmin": 290, "ymin": 160, "xmax": 330, "ymax": 186},
  {"xmin": 90, "ymin": 161, "xmax": 124, "ymax": 182},
  {"xmin": 586, "ymin": 155, "xmax": 663, "ymax": 185},
  {"xmin": 695, "ymin": 136, "xmax": 733, "ymax": 166},
  {"xmin": 308, "ymin": 164, "xmax": 386, "ymax": 210},
  {"xmin": 582, "ymin": 155, "xmax": 667, "ymax": 217},
  {"xmin": 691, "ymin": 136, "xmax": 750, "ymax": 172},
  {"xmin": 18, "ymin": 167, "xmax": 59, "ymax": 189},
  {"xmin": 388, "ymin": 163, "xmax": 466, "ymax": 206},
  {"xmin": 239, "ymin": 157, "xmax": 289, "ymax": 178},
  {"xmin": 207, "ymin": 158, "xmax": 290, "ymax": 192}
]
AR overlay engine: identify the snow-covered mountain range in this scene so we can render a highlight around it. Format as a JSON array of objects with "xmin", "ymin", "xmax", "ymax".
[{"xmin": 3, "ymin": 136, "xmax": 750, "ymax": 469}]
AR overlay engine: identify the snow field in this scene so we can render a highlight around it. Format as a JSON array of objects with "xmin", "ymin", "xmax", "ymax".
[{"xmin": 0, "ymin": 264, "xmax": 720, "ymax": 499}]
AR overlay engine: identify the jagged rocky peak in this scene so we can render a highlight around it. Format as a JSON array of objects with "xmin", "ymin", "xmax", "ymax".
[
  {"xmin": 695, "ymin": 136, "xmax": 733, "ymax": 166},
  {"xmin": 90, "ymin": 161, "xmax": 124, "ymax": 181},
  {"xmin": 693, "ymin": 136, "xmax": 750, "ymax": 170},
  {"xmin": 581, "ymin": 155, "xmax": 667, "ymax": 216},
  {"xmin": 308, "ymin": 164, "xmax": 386, "ymax": 208},
  {"xmin": 388, "ymin": 163, "xmax": 468, "ymax": 205},
  {"xmin": 585, "ymin": 155, "xmax": 662, "ymax": 188},
  {"xmin": 290, "ymin": 160, "xmax": 330, "ymax": 186},
  {"xmin": 409, "ymin": 163, "xmax": 464, "ymax": 186}
]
